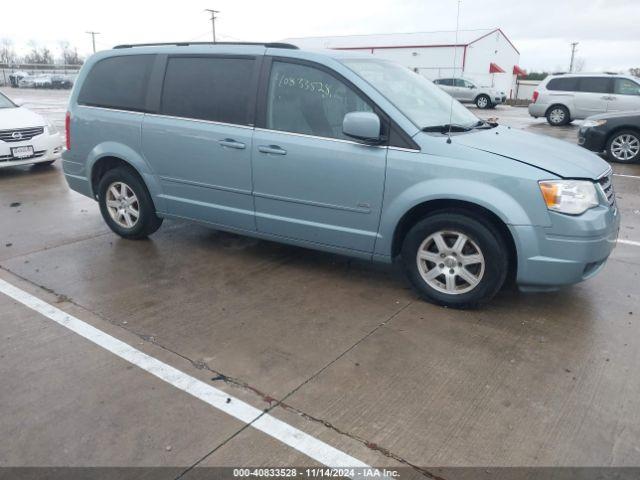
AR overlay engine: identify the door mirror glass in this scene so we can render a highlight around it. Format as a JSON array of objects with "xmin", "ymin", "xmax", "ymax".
[{"xmin": 342, "ymin": 111, "xmax": 381, "ymax": 143}]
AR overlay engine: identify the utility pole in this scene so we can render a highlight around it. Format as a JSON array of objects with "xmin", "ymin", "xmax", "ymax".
[
  {"xmin": 86, "ymin": 31, "xmax": 100, "ymax": 53},
  {"xmin": 205, "ymin": 9, "xmax": 219, "ymax": 43},
  {"xmin": 569, "ymin": 42, "xmax": 579, "ymax": 73}
]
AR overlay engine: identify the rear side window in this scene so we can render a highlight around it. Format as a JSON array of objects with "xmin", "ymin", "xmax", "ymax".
[
  {"xmin": 78, "ymin": 55, "xmax": 155, "ymax": 111},
  {"xmin": 437, "ymin": 79, "xmax": 454, "ymax": 86},
  {"xmin": 546, "ymin": 77, "xmax": 579, "ymax": 91},
  {"xmin": 161, "ymin": 56, "xmax": 255, "ymax": 125},
  {"xmin": 578, "ymin": 77, "xmax": 612, "ymax": 94}
]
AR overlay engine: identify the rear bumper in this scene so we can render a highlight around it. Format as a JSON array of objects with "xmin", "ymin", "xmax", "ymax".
[
  {"xmin": 62, "ymin": 150, "xmax": 93, "ymax": 198},
  {"xmin": 578, "ymin": 127, "xmax": 608, "ymax": 153},
  {"xmin": 511, "ymin": 206, "xmax": 620, "ymax": 291},
  {"xmin": 528, "ymin": 103, "xmax": 547, "ymax": 118}
]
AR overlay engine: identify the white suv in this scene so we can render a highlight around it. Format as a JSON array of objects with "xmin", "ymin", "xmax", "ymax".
[
  {"xmin": 433, "ymin": 77, "xmax": 506, "ymax": 109},
  {"xmin": 0, "ymin": 91, "xmax": 63, "ymax": 168},
  {"xmin": 529, "ymin": 73, "xmax": 640, "ymax": 126}
]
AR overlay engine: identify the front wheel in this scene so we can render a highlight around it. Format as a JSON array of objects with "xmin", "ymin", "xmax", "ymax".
[
  {"xmin": 97, "ymin": 166, "xmax": 163, "ymax": 239},
  {"xmin": 401, "ymin": 213, "xmax": 508, "ymax": 308},
  {"xmin": 606, "ymin": 130, "xmax": 640, "ymax": 163},
  {"xmin": 475, "ymin": 94, "xmax": 491, "ymax": 109}
]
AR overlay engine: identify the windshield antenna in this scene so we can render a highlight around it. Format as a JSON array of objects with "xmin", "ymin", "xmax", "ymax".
[{"xmin": 447, "ymin": 0, "xmax": 462, "ymax": 144}]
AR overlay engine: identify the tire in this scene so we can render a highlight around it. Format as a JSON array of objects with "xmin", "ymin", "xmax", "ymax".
[
  {"xmin": 97, "ymin": 166, "xmax": 163, "ymax": 239},
  {"xmin": 546, "ymin": 105, "xmax": 570, "ymax": 126},
  {"xmin": 475, "ymin": 94, "xmax": 491, "ymax": 109},
  {"xmin": 606, "ymin": 130, "xmax": 640, "ymax": 164},
  {"xmin": 401, "ymin": 212, "xmax": 508, "ymax": 308}
]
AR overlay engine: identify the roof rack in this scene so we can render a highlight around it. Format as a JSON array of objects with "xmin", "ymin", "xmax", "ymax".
[{"xmin": 113, "ymin": 41, "xmax": 298, "ymax": 50}]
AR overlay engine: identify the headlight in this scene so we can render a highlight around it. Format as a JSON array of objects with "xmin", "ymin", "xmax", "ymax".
[
  {"xmin": 539, "ymin": 180, "xmax": 599, "ymax": 215},
  {"xmin": 45, "ymin": 119, "xmax": 58, "ymax": 135},
  {"xmin": 581, "ymin": 119, "xmax": 607, "ymax": 128}
]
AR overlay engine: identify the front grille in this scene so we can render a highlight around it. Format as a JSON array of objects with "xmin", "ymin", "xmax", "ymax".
[
  {"xmin": 0, "ymin": 127, "xmax": 45, "ymax": 143},
  {"xmin": 598, "ymin": 171, "xmax": 615, "ymax": 207},
  {"xmin": 0, "ymin": 150, "xmax": 46, "ymax": 163}
]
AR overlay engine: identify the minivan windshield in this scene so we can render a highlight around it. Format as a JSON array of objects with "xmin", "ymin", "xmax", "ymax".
[
  {"xmin": 342, "ymin": 58, "xmax": 479, "ymax": 130},
  {"xmin": 0, "ymin": 93, "xmax": 16, "ymax": 109}
]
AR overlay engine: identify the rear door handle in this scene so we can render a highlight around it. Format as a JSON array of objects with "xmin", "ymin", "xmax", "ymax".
[
  {"xmin": 258, "ymin": 145, "xmax": 287, "ymax": 155},
  {"xmin": 218, "ymin": 138, "xmax": 246, "ymax": 150}
]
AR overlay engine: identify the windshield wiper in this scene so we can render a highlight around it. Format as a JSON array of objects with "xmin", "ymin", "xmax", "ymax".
[{"xmin": 421, "ymin": 123, "xmax": 473, "ymax": 133}]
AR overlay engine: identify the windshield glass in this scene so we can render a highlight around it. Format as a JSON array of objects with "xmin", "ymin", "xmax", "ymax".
[
  {"xmin": 342, "ymin": 58, "xmax": 478, "ymax": 129},
  {"xmin": 0, "ymin": 93, "xmax": 16, "ymax": 109}
]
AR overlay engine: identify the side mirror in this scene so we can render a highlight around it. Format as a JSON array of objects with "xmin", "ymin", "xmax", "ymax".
[
  {"xmin": 469, "ymin": 85, "xmax": 476, "ymax": 89},
  {"xmin": 342, "ymin": 112, "xmax": 381, "ymax": 143}
]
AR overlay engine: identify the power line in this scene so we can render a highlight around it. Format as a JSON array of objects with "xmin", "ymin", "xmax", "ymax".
[
  {"xmin": 86, "ymin": 31, "xmax": 100, "ymax": 53},
  {"xmin": 204, "ymin": 9, "xmax": 220, "ymax": 43}
]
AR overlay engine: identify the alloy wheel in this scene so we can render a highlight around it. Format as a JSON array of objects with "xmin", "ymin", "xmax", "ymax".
[
  {"xmin": 416, "ymin": 230, "xmax": 485, "ymax": 295},
  {"xmin": 549, "ymin": 108, "xmax": 565, "ymax": 125},
  {"xmin": 105, "ymin": 181, "xmax": 140, "ymax": 228},
  {"xmin": 610, "ymin": 133, "xmax": 639, "ymax": 161}
]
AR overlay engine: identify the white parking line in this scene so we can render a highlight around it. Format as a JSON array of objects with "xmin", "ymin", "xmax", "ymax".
[
  {"xmin": 618, "ymin": 239, "xmax": 640, "ymax": 247},
  {"xmin": 0, "ymin": 278, "xmax": 377, "ymax": 478},
  {"xmin": 613, "ymin": 173, "xmax": 640, "ymax": 180}
]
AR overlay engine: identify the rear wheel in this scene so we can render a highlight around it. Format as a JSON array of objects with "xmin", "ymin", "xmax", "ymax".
[
  {"xmin": 475, "ymin": 94, "xmax": 491, "ymax": 109},
  {"xmin": 606, "ymin": 130, "xmax": 640, "ymax": 163},
  {"xmin": 401, "ymin": 212, "xmax": 508, "ymax": 308},
  {"xmin": 546, "ymin": 105, "xmax": 570, "ymax": 126},
  {"xmin": 97, "ymin": 166, "xmax": 163, "ymax": 239}
]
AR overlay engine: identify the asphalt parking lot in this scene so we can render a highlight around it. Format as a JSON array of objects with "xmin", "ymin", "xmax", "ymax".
[{"xmin": 1, "ymin": 87, "xmax": 640, "ymax": 477}]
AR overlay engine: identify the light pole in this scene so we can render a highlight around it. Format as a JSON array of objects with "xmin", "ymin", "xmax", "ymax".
[{"xmin": 205, "ymin": 9, "xmax": 219, "ymax": 43}]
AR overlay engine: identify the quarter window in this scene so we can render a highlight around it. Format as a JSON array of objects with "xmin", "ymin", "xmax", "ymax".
[
  {"xmin": 78, "ymin": 55, "xmax": 155, "ymax": 111},
  {"xmin": 546, "ymin": 77, "xmax": 579, "ymax": 91},
  {"xmin": 614, "ymin": 78, "xmax": 640, "ymax": 96},
  {"xmin": 266, "ymin": 61, "xmax": 373, "ymax": 140},
  {"xmin": 161, "ymin": 56, "xmax": 255, "ymax": 125}
]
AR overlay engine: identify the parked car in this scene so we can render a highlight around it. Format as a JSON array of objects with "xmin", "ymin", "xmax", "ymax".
[
  {"xmin": 0, "ymin": 91, "xmax": 63, "ymax": 168},
  {"xmin": 529, "ymin": 73, "xmax": 640, "ymax": 126},
  {"xmin": 8, "ymin": 71, "xmax": 30, "ymax": 88},
  {"xmin": 63, "ymin": 43, "xmax": 619, "ymax": 308},
  {"xmin": 51, "ymin": 75, "xmax": 74, "ymax": 89},
  {"xmin": 433, "ymin": 77, "xmax": 506, "ymax": 109},
  {"xmin": 578, "ymin": 111, "xmax": 640, "ymax": 163}
]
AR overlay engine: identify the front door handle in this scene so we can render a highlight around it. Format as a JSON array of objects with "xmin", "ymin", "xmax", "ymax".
[
  {"xmin": 258, "ymin": 145, "xmax": 287, "ymax": 155},
  {"xmin": 218, "ymin": 138, "xmax": 246, "ymax": 149}
]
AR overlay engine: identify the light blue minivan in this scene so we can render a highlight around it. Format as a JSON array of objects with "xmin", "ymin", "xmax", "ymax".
[{"xmin": 62, "ymin": 42, "xmax": 620, "ymax": 307}]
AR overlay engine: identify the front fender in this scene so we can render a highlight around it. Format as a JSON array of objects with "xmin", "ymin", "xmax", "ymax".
[{"xmin": 374, "ymin": 178, "xmax": 545, "ymax": 258}]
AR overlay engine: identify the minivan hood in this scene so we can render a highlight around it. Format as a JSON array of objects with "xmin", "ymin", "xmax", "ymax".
[
  {"xmin": 451, "ymin": 126, "xmax": 610, "ymax": 179},
  {"xmin": 0, "ymin": 106, "xmax": 45, "ymax": 131}
]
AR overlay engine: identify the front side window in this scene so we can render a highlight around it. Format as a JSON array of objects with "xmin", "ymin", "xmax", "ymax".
[
  {"xmin": 614, "ymin": 78, "xmax": 640, "ymax": 96},
  {"xmin": 343, "ymin": 58, "xmax": 478, "ymax": 129},
  {"xmin": 266, "ymin": 61, "xmax": 373, "ymax": 140},
  {"xmin": 161, "ymin": 56, "xmax": 255, "ymax": 125},
  {"xmin": 578, "ymin": 77, "xmax": 612, "ymax": 94},
  {"xmin": 78, "ymin": 55, "xmax": 155, "ymax": 111}
]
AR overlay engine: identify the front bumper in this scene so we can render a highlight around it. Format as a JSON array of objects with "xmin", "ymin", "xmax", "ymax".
[
  {"xmin": 578, "ymin": 126, "xmax": 608, "ymax": 153},
  {"xmin": 0, "ymin": 132, "xmax": 63, "ymax": 168},
  {"xmin": 511, "ymin": 205, "xmax": 620, "ymax": 291}
]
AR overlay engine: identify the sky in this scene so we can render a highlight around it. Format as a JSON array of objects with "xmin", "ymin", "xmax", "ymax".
[{"xmin": 2, "ymin": 0, "xmax": 639, "ymax": 73}]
